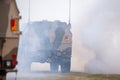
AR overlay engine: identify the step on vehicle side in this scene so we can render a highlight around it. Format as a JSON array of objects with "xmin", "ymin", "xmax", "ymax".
[{"xmin": 0, "ymin": 0, "xmax": 21, "ymax": 80}]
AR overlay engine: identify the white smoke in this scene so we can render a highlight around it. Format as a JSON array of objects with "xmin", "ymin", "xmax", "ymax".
[
  {"xmin": 16, "ymin": 0, "xmax": 120, "ymax": 74},
  {"xmin": 80, "ymin": 0, "xmax": 120, "ymax": 74}
]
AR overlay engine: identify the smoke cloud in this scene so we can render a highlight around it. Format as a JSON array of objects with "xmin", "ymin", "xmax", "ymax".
[
  {"xmin": 80, "ymin": 0, "xmax": 120, "ymax": 74},
  {"xmin": 16, "ymin": 0, "xmax": 120, "ymax": 74}
]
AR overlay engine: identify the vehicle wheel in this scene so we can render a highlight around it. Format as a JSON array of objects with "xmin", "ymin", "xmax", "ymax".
[
  {"xmin": 0, "ymin": 70, "xmax": 6, "ymax": 80},
  {"xmin": 50, "ymin": 62, "xmax": 59, "ymax": 72},
  {"xmin": 61, "ymin": 61, "xmax": 71, "ymax": 73},
  {"xmin": 1, "ymin": 75, "xmax": 6, "ymax": 80}
]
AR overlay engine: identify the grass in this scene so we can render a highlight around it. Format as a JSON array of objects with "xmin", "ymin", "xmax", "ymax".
[
  {"xmin": 7, "ymin": 72, "xmax": 120, "ymax": 80},
  {"xmin": 87, "ymin": 74, "xmax": 120, "ymax": 80}
]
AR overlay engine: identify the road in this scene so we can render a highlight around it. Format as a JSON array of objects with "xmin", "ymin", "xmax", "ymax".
[{"xmin": 6, "ymin": 71, "xmax": 120, "ymax": 80}]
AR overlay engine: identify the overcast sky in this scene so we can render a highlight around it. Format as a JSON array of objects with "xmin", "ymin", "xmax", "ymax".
[{"xmin": 16, "ymin": 0, "xmax": 97, "ymax": 23}]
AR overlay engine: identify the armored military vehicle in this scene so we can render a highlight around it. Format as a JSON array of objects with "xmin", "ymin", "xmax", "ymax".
[
  {"xmin": 18, "ymin": 20, "xmax": 72, "ymax": 73},
  {"xmin": 0, "ymin": 0, "xmax": 21, "ymax": 80}
]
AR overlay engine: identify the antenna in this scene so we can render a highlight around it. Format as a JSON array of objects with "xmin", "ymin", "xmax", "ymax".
[
  {"xmin": 68, "ymin": 0, "xmax": 71, "ymax": 26},
  {"xmin": 28, "ymin": 0, "xmax": 31, "ymax": 23}
]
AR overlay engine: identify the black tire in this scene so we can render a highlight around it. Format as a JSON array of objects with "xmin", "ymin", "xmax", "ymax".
[
  {"xmin": 1, "ymin": 75, "xmax": 6, "ymax": 80},
  {"xmin": 50, "ymin": 62, "xmax": 59, "ymax": 72},
  {"xmin": 61, "ymin": 61, "xmax": 71, "ymax": 73},
  {"xmin": 0, "ymin": 70, "xmax": 6, "ymax": 80}
]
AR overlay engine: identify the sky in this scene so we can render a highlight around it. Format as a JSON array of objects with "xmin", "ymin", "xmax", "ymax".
[
  {"xmin": 17, "ymin": 0, "xmax": 70, "ymax": 23},
  {"xmin": 16, "ymin": 0, "xmax": 120, "ymax": 74}
]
